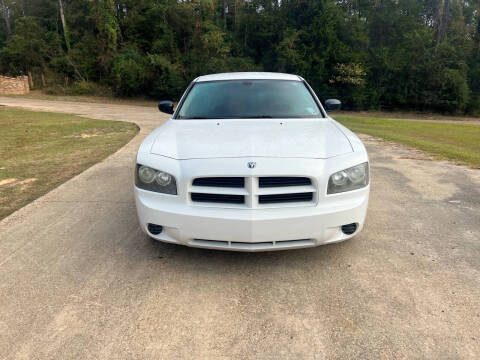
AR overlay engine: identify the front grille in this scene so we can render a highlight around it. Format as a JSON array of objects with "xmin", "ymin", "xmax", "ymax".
[
  {"xmin": 193, "ymin": 177, "xmax": 244, "ymax": 188},
  {"xmin": 259, "ymin": 192, "xmax": 313, "ymax": 204},
  {"xmin": 191, "ymin": 193, "xmax": 245, "ymax": 204},
  {"xmin": 259, "ymin": 177, "xmax": 311, "ymax": 188},
  {"xmin": 190, "ymin": 176, "xmax": 315, "ymax": 207}
]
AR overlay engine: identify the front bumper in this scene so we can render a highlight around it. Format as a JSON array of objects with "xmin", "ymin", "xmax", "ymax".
[{"xmin": 135, "ymin": 185, "xmax": 369, "ymax": 252}]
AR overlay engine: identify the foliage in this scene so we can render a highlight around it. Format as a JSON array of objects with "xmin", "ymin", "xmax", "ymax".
[
  {"xmin": 110, "ymin": 46, "xmax": 148, "ymax": 96},
  {"xmin": 90, "ymin": 0, "xmax": 120, "ymax": 71},
  {"xmin": 0, "ymin": 17, "xmax": 47, "ymax": 75},
  {"xmin": 45, "ymin": 80, "xmax": 112, "ymax": 96},
  {"xmin": 0, "ymin": 0, "xmax": 479, "ymax": 114}
]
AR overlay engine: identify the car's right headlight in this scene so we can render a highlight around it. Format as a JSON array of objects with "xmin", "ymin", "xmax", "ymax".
[
  {"xmin": 327, "ymin": 162, "xmax": 369, "ymax": 194},
  {"xmin": 135, "ymin": 164, "xmax": 177, "ymax": 195}
]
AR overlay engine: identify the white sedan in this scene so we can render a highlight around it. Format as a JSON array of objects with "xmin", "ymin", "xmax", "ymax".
[{"xmin": 134, "ymin": 72, "xmax": 369, "ymax": 251}]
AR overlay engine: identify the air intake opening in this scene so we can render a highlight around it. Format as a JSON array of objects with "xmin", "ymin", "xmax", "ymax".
[
  {"xmin": 191, "ymin": 193, "xmax": 245, "ymax": 204},
  {"xmin": 148, "ymin": 223, "xmax": 163, "ymax": 235},
  {"xmin": 259, "ymin": 176, "xmax": 311, "ymax": 188},
  {"xmin": 259, "ymin": 192, "xmax": 313, "ymax": 204},
  {"xmin": 341, "ymin": 223, "xmax": 357, "ymax": 235},
  {"xmin": 193, "ymin": 177, "xmax": 245, "ymax": 188}
]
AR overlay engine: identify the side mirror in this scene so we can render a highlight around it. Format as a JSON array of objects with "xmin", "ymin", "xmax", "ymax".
[
  {"xmin": 158, "ymin": 100, "xmax": 174, "ymax": 114},
  {"xmin": 325, "ymin": 99, "xmax": 341, "ymax": 112}
]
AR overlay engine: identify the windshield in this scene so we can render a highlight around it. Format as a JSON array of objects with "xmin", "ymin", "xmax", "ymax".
[{"xmin": 176, "ymin": 80, "xmax": 323, "ymax": 119}]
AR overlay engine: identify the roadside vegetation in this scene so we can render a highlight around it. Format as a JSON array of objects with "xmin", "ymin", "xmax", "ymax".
[
  {"xmin": 336, "ymin": 111, "xmax": 480, "ymax": 123},
  {"xmin": 4, "ymin": 91, "xmax": 156, "ymax": 107},
  {"xmin": 0, "ymin": 108, "xmax": 138, "ymax": 219},
  {"xmin": 335, "ymin": 115, "xmax": 480, "ymax": 168},
  {"xmin": 1, "ymin": 1, "xmax": 480, "ymax": 114}
]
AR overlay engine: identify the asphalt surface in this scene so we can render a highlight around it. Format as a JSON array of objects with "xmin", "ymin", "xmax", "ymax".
[{"xmin": 0, "ymin": 97, "xmax": 479, "ymax": 359}]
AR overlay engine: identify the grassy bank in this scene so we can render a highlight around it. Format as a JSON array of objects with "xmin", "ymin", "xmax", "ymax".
[
  {"xmin": 336, "ymin": 110, "xmax": 480, "ymax": 123},
  {"xmin": 3, "ymin": 91, "xmax": 156, "ymax": 107},
  {"xmin": 0, "ymin": 108, "xmax": 138, "ymax": 219},
  {"xmin": 335, "ymin": 115, "xmax": 480, "ymax": 168}
]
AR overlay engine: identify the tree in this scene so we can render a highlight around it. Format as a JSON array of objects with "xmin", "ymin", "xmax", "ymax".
[
  {"xmin": 90, "ymin": 0, "xmax": 120, "ymax": 73},
  {"xmin": 0, "ymin": 0, "xmax": 11, "ymax": 38},
  {"xmin": 58, "ymin": 0, "xmax": 69, "ymax": 50},
  {"xmin": 0, "ymin": 17, "xmax": 47, "ymax": 75},
  {"xmin": 0, "ymin": 0, "xmax": 479, "ymax": 113}
]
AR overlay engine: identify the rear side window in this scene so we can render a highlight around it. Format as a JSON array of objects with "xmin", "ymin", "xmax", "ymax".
[{"xmin": 176, "ymin": 80, "xmax": 323, "ymax": 119}]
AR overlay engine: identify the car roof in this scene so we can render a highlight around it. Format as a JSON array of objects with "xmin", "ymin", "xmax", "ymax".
[{"xmin": 194, "ymin": 72, "xmax": 303, "ymax": 82}]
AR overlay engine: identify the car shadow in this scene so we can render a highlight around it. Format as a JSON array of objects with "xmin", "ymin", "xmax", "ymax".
[{"xmin": 142, "ymin": 233, "xmax": 357, "ymax": 274}]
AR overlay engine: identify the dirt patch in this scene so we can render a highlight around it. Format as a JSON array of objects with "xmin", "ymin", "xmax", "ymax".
[
  {"xmin": 360, "ymin": 134, "xmax": 467, "ymax": 201},
  {"xmin": 0, "ymin": 178, "xmax": 17, "ymax": 186},
  {"xmin": 359, "ymin": 135, "xmax": 436, "ymax": 162},
  {"xmin": 18, "ymin": 178, "xmax": 37, "ymax": 185},
  {"xmin": 80, "ymin": 133, "xmax": 100, "ymax": 138},
  {"xmin": 0, "ymin": 178, "xmax": 37, "ymax": 188}
]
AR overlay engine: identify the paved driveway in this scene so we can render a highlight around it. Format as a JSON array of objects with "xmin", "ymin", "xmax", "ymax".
[{"xmin": 0, "ymin": 97, "xmax": 479, "ymax": 359}]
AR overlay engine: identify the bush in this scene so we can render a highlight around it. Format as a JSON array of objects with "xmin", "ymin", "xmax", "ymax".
[
  {"xmin": 44, "ymin": 81, "xmax": 112, "ymax": 97},
  {"xmin": 43, "ymin": 85, "xmax": 67, "ymax": 95},
  {"xmin": 110, "ymin": 47, "xmax": 148, "ymax": 97},
  {"xmin": 69, "ymin": 81, "xmax": 112, "ymax": 96},
  {"xmin": 147, "ymin": 54, "xmax": 185, "ymax": 100},
  {"xmin": 432, "ymin": 69, "xmax": 470, "ymax": 113}
]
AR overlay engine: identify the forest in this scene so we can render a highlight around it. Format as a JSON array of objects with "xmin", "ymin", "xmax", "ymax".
[{"xmin": 0, "ymin": 0, "xmax": 479, "ymax": 113}]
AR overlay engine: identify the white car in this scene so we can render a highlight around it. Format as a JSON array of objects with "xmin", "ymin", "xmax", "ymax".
[{"xmin": 134, "ymin": 72, "xmax": 369, "ymax": 251}]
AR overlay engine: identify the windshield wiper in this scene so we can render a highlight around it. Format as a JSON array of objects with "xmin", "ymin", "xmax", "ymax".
[{"xmin": 243, "ymin": 115, "xmax": 273, "ymax": 118}]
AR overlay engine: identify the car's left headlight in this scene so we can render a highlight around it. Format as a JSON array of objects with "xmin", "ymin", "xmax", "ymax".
[
  {"xmin": 135, "ymin": 164, "xmax": 177, "ymax": 195},
  {"xmin": 327, "ymin": 162, "xmax": 369, "ymax": 194}
]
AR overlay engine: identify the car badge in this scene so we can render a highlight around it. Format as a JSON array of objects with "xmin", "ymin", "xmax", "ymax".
[{"xmin": 247, "ymin": 162, "xmax": 256, "ymax": 169}]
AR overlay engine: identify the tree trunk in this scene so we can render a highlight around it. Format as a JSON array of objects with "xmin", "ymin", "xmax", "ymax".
[
  {"xmin": 58, "ymin": 0, "xmax": 85, "ymax": 80},
  {"xmin": 244, "ymin": 22, "xmax": 247, "ymax": 47},
  {"xmin": 441, "ymin": 0, "xmax": 450, "ymax": 38},
  {"xmin": 477, "ymin": 11, "xmax": 480, "ymax": 55},
  {"xmin": 28, "ymin": 72, "xmax": 34, "ymax": 90},
  {"xmin": 0, "ymin": 0, "xmax": 11, "ymax": 38},
  {"xmin": 223, "ymin": 0, "xmax": 227, "ymax": 28},
  {"xmin": 58, "ymin": 0, "xmax": 70, "ymax": 51},
  {"xmin": 435, "ymin": 0, "xmax": 450, "ymax": 47}
]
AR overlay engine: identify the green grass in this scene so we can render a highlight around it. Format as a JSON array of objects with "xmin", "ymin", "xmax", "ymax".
[
  {"xmin": 334, "ymin": 115, "xmax": 480, "ymax": 168},
  {"xmin": 0, "ymin": 108, "xmax": 139, "ymax": 219}
]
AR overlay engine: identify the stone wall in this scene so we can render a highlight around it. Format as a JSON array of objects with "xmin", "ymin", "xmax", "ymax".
[{"xmin": 0, "ymin": 75, "xmax": 30, "ymax": 95}]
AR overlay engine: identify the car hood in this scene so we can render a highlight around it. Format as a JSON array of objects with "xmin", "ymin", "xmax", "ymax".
[{"xmin": 150, "ymin": 119, "xmax": 353, "ymax": 159}]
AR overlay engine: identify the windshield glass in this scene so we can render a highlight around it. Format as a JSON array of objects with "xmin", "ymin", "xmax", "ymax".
[{"xmin": 176, "ymin": 80, "xmax": 323, "ymax": 119}]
